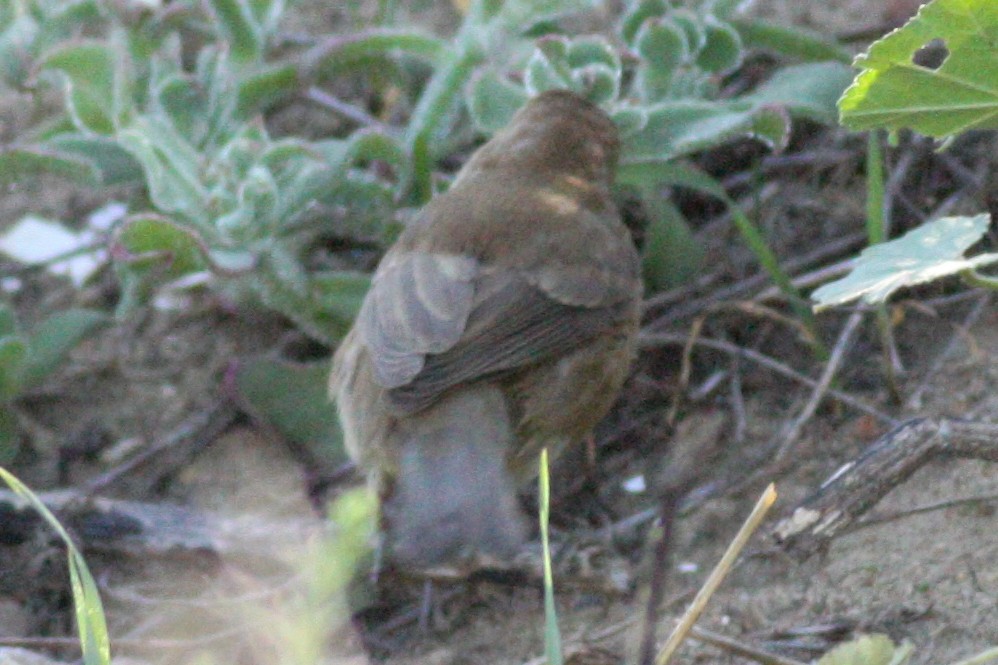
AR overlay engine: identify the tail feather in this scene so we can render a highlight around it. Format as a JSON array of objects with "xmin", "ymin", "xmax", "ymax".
[{"xmin": 381, "ymin": 385, "xmax": 528, "ymax": 568}]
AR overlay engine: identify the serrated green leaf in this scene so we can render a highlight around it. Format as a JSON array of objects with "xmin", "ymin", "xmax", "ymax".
[
  {"xmin": 817, "ymin": 634, "xmax": 898, "ymax": 665},
  {"xmin": 20, "ymin": 308, "xmax": 106, "ymax": 390},
  {"xmin": 0, "ymin": 335, "xmax": 26, "ymax": 400},
  {"xmin": 234, "ymin": 356, "xmax": 346, "ymax": 467},
  {"xmin": 839, "ymin": 0, "xmax": 998, "ymax": 137},
  {"xmin": 812, "ymin": 214, "xmax": 998, "ymax": 311},
  {"xmin": 467, "ymin": 70, "xmax": 529, "ymax": 134}
]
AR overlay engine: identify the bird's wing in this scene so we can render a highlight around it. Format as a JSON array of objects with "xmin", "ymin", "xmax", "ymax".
[{"xmin": 357, "ymin": 251, "xmax": 637, "ymax": 415}]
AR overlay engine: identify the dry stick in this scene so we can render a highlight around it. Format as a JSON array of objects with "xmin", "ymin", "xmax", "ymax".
[
  {"xmin": 688, "ymin": 626, "xmax": 807, "ymax": 665},
  {"xmin": 655, "ymin": 484, "xmax": 778, "ymax": 665},
  {"xmin": 644, "ymin": 231, "xmax": 867, "ymax": 322},
  {"xmin": 850, "ymin": 492, "xmax": 998, "ymax": 533},
  {"xmin": 638, "ymin": 483, "xmax": 695, "ymax": 665},
  {"xmin": 773, "ymin": 417, "xmax": 998, "ymax": 560},
  {"xmin": 639, "ymin": 332, "xmax": 897, "ymax": 426},
  {"xmin": 303, "ymin": 86, "xmax": 394, "ymax": 133},
  {"xmin": 770, "ymin": 309, "xmax": 865, "ymax": 463}
]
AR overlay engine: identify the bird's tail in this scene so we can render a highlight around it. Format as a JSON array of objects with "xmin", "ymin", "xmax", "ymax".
[{"xmin": 381, "ymin": 384, "xmax": 528, "ymax": 570}]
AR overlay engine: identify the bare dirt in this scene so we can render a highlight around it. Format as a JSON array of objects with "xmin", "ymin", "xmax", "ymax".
[{"xmin": 1, "ymin": 1, "xmax": 997, "ymax": 665}]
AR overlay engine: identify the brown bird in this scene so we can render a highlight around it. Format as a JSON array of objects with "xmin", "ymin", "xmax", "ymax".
[{"xmin": 329, "ymin": 89, "xmax": 641, "ymax": 570}]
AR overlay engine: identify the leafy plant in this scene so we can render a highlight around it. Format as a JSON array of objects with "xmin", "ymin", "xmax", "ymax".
[
  {"xmin": 466, "ymin": 0, "xmax": 853, "ymax": 293},
  {"xmin": 0, "ymin": 302, "xmax": 105, "ymax": 462},
  {"xmin": 1, "ymin": 0, "xmax": 854, "ymax": 336},
  {"xmin": 0, "ymin": 0, "xmax": 857, "ymax": 449},
  {"xmin": 816, "ymin": 0, "xmax": 998, "ymax": 310}
]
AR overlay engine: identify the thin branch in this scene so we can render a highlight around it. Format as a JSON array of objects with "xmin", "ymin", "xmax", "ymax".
[{"xmin": 639, "ymin": 332, "xmax": 897, "ymax": 426}]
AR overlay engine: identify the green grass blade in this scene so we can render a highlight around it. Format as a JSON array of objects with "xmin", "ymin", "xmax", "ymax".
[
  {"xmin": 0, "ymin": 467, "xmax": 111, "ymax": 665},
  {"xmin": 539, "ymin": 448, "xmax": 563, "ymax": 665}
]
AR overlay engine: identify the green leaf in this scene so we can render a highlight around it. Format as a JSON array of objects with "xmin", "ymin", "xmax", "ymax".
[
  {"xmin": 621, "ymin": 100, "xmax": 759, "ymax": 161},
  {"xmin": 566, "ymin": 36, "xmax": 621, "ymax": 104},
  {"xmin": 39, "ymin": 41, "xmax": 127, "ymax": 135},
  {"xmin": 20, "ymin": 309, "xmax": 106, "ymax": 390},
  {"xmin": 732, "ymin": 18, "xmax": 851, "ymax": 63},
  {"xmin": 611, "ymin": 106, "xmax": 649, "ymax": 138},
  {"xmin": 641, "ymin": 195, "xmax": 703, "ymax": 291},
  {"xmin": 234, "ymin": 357, "xmax": 346, "ymax": 467},
  {"xmin": 0, "ymin": 467, "xmax": 111, "ymax": 665},
  {"xmin": 817, "ymin": 634, "xmax": 902, "ymax": 665},
  {"xmin": 115, "ymin": 214, "xmax": 207, "ymax": 280},
  {"xmin": 669, "ymin": 8, "xmax": 707, "ymax": 55},
  {"xmin": 0, "ymin": 145, "xmax": 100, "ymax": 186},
  {"xmin": 237, "ymin": 62, "xmax": 299, "ymax": 115},
  {"xmin": 44, "ymin": 134, "xmax": 143, "ymax": 186},
  {"xmin": 750, "ymin": 106, "xmax": 792, "ymax": 152},
  {"xmin": 312, "ymin": 271, "xmax": 370, "ymax": 327},
  {"xmin": 620, "ymin": 0, "xmax": 668, "ymax": 46},
  {"xmin": 697, "ymin": 18, "xmax": 742, "ymax": 73},
  {"xmin": 524, "ymin": 37, "xmax": 573, "ymax": 96},
  {"xmin": 839, "ymin": 0, "xmax": 998, "ymax": 137},
  {"xmin": 812, "ymin": 214, "xmax": 998, "ymax": 311},
  {"xmin": 116, "ymin": 116, "xmax": 209, "ymax": 224},
  {"xmin": 0, "ymin": 335, "xmax": 27, "ymax": 401},
  {"xmin": 206, "ymin": 0, "xmax": 263, "ymax": 64},
  {"xmin": 634, "ymin": 18, "xmax": 687, "ymax": 101},
  {"xmin": 302, "ymin": 29, "xmax": 445, "ymax": 78},
  {"xmin": 467, "ymin": 70, "xmax": 529, "ymax": 134},
  {"xmin": 745, "ymin": 62, "xmax": 855, "ymax": 124}
]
